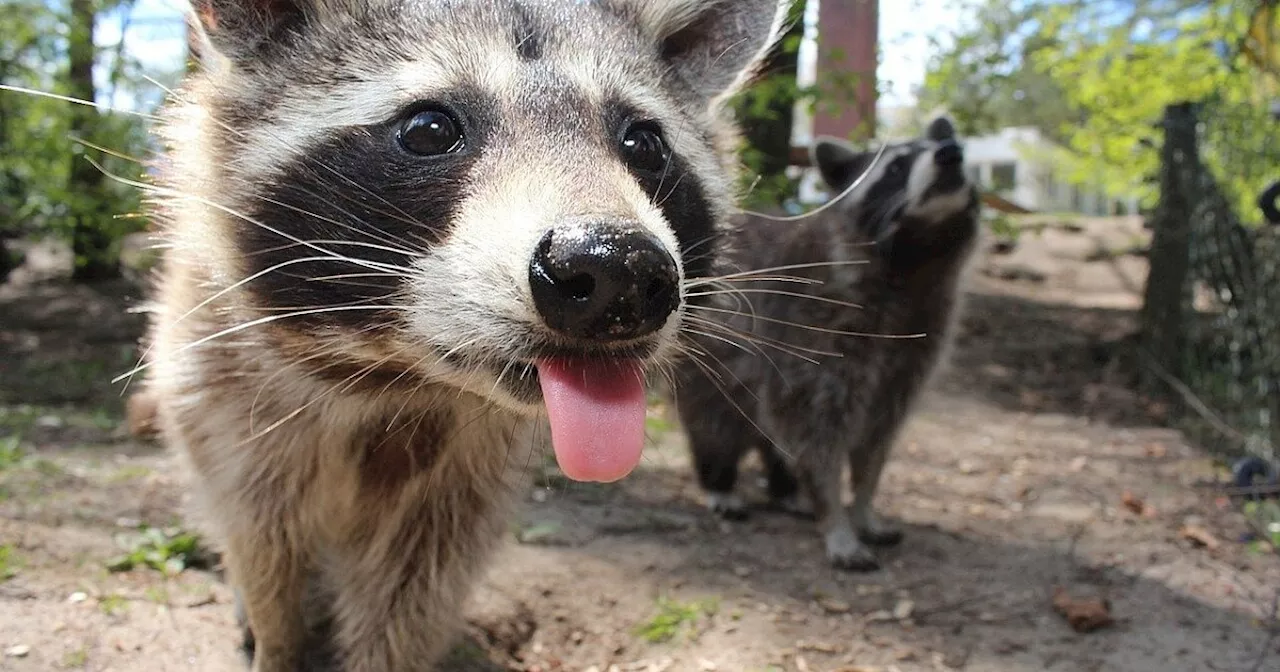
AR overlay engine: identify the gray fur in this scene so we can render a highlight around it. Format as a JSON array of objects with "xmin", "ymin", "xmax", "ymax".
[
  {"xmin": 144, "ymin": 1, "xmax": 791, "ymax": 670},
  {"xmin": 671, "ymin": 117, "xmax": 982, "ymax": 571}
]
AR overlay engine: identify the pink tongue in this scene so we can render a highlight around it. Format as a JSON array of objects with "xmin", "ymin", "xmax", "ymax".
[{"xmin": 536, "ymin": 358, "xmax": 647, "ymax": 483}]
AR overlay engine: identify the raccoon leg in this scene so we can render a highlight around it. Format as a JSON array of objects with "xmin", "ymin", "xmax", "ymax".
[
  {"xmin": 694, "ymin": 442, "xmax": 749, "ymax": 520},
  {"xmin": 759, "ymin": 444, "xmax": 810, "ymax": 518},
  {"xmin": 793, "ymin": 452, "xmax": 879, "ymax": 571},
  {"xmin": 220, "ymin": 530, "xmax": 306, "ymax": 672},
  {"xmin": 683, "ymin": 412, "xmax": 752, "ymax": 520},
  {"xmin": 849, "ymin": 440, "xmax": 904, "ymax": 547}
]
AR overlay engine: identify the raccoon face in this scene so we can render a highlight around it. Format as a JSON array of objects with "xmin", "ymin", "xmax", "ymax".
[
  {"xmin": 162, "ymin": 0, "xmax": 787, "ymax": 482},
  {"xmin": 811, "ymin": 116, "xmax": 978, "ymax": 240}
]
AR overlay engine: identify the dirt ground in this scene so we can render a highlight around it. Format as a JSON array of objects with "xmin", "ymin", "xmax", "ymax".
[{"xmin": 2, "ymin": 217, "xmax": 1278, "ymax": 672}]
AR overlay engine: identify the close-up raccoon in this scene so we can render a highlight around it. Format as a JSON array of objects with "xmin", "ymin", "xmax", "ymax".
[
  {"xmin": 136, "ymin": 0, "xmax": 790, "ymax": 669},
  {"xmin": 671, "ymin": 116, "xmax": 983, "ymax": 571}
]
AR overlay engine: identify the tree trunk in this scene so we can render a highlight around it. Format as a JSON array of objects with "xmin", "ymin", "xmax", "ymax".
[
  {"xmin": 1139, "ymin": 102, "xmax": 1199, "ymax": 395},
  {"xmin": 67, "ymin": 0, "xmax": 118, "ymax": 282}
]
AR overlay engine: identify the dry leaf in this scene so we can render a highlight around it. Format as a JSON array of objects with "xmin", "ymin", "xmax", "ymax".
[
  {"xmin": 1178, "ymin": 524, "xmax": 1221, "ymax": 550},
  {"xmin": 1121, "ymin": 491, "xmax": 1157, "ymax": 517},
  {"xmin": 1069, "ymin": 456, "xmax": 1089, "ymax": 472},
  {"xmin": 1143, "ymin": 442, "xmax": 1167, "ymax": 458},
  {"xmin": 1051, "ymin": 586, "xmax": 1114, "ymax": 633}
]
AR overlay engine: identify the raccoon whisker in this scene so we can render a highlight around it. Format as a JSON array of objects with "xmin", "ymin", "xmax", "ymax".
[
  {"xmin": 89, "ymin": 158, "xmax": 410, "ymax": 279},
  {"xmin": 685, "ymin": 289, "xmax": 866, "ymax": 310},
  {"xmin": 144, "ymin": 75, "xmax": 431, "ymax": 233},
  {"xmin": 112, "ymin": 305, "xmax": 406, "ymax": 384},
  {"xmin": 653, "ymin": 120, "xmax": 688, "ymax": 206},
  {"xmin": 681, "ymin": 351, "xmax": 792, "ymax": 460},
  {"xmin": 691, "ymin": 305, "xmax": 927, "ymax": 341},
  {"xmin": 0, "ymin": 84, "xmax": 161, "ymax": 121},
  {"xmin": 306, "ymin": 272, "xmax": 406, "ymax": 282},
  {"xmin": 739, "ymin": 143, "xmax": 891, "ymax": 223},
  {"xmin": 248, "ymin": 328, "xmax": 393, "ymax": 432},
  {"xmin": 248, "ymin": 334, "xmax": 414, "ymax": 438},
  {"xmin": 273, "ymin": 239, "xmax": 423, "ymax": 260},
  {"xmin": 682, "ymin": 314, "xmax": 828, "ymax": 364},
  {"xmin": 66, "ymin": 135, "xmax": 146, "ymax": 165},
  {"xmin": 123, "ymin": 255, "xmax": 404, "ymax": 388},
  {"xmin": 256, "ymin": 192, "xmax": 428, "ymax": 253},
  {"xmin": 698, "ymin": 259, "xmax": 871, "ymax": 282},
  {"xmin": 683, "ymin": 275, "xmax": 823, "ymax": 288}
]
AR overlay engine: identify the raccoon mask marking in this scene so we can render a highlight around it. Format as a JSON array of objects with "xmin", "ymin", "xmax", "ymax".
[
  {"xmin": 158, "ymin": 0, "xmax": 789, "ymax": 483},
  {"xmin": 142, "ymin": 0, "xmax": 791, "ymax": 668}
]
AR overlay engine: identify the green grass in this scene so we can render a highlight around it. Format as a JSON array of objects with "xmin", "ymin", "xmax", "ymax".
[
  {"xmin": 99, "ymin": 593, "xmax": 128, "ymax": 616},
  {"xmin": 634, "ymin": 596, "xmax": 720, "ymax": 644},
  {"xmin": 61, "ymin": 647, "xmax": 88, "ymax": 669},
  {"xmin": 0, "ymin": 545, "xmax": 19, "ymax": 581},
  {"xmin": 0, "ymin": 435, "xmax": 24, "ymax": 470}
]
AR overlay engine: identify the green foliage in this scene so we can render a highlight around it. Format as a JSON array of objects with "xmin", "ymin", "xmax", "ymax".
[
  {"xmin": 106, "ymin": 525, "xmax": 213, "ymax": 577},
  {"xmin": 1, "ymin": 0, "xmax": 166, "ymax": 277},
  {"xmin": 919, "ymin": 0, "xmax": 1275, "ymax": 213}
]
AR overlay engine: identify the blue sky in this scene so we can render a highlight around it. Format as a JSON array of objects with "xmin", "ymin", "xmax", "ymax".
[{"xmin": 101, "ymin": 0, "xmax": 964, "ymax": 109}]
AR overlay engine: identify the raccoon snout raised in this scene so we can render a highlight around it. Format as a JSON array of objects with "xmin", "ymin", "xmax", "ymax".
[
  {"xmin": 934, "ymin": 140, "xmax": 963, "ymax": 167},
  {"xmin": 529, "ymin": 221, "xmax": 680, "ymax": 342}
]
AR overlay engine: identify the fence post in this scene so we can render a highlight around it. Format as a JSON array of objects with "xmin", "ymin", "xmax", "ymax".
[{"xmin": 1139, "ymin": 102, "xmax": 1200, "ymax": 395}]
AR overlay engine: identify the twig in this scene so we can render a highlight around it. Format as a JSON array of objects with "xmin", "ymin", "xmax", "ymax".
[{"xmin": 1136, "ymin": 346, "xmax": 1249, "ymax": 444}]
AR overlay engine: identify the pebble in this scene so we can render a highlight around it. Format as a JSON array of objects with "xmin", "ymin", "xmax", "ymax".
[{"xmin": 5, "ymin": 645, "xmax": 30, "ymax": 658}]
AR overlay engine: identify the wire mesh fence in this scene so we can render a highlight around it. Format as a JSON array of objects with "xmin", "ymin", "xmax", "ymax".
[{"xmin": 1146, "ymin": 100, "xmax": 1280, "ymax": 474}]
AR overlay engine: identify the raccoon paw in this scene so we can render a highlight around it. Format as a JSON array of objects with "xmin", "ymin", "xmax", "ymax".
[
  {"xmin": 770, "ymin": 494, "xmax": 815, "ymax": 520},
  {"xmin": 825, "ymin": 528, "xmax": 881, "ymax": 572},
  {"xmin": 857, "ymin": 522, "xmax": 904, "ymax": 547},
  {"xmin": 705, "ymin": 492, "xmax": 749, "ymax": 521}
]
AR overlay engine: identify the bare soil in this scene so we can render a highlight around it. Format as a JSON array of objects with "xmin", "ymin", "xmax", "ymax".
[{"xmin": 2, "ymin": 219, "xmax": 1278, "ymax": 672}]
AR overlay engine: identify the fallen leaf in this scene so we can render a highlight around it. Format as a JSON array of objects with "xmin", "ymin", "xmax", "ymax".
[
  {"xmin": 1121, "ymin": 491, "xmax": 1157, "ymax": 517},
  {"xmin": 817, "ymin": 598, "xmax": 851, "ymax": 614},
  {"xmin": 1051, "ymin": 586, "xmax": 1114, "ymax": 633},
  {"xmin": 1069, "ymin": 456, "xmax": 1089, "ymax": 472},
  {"xmin": 1143, "ymin": 443, "xmax": 1167, "ymax": 458},
  {"xmin": 1179, "ymin": 525, "xmax": 1220, "ymax": 550}
]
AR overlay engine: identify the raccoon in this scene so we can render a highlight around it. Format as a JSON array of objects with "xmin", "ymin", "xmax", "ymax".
[
  {"xmin": 671, "ymin": 117, "xmax": 981, "ymax": 571},
  {"xmin": 141, "ymin": 1, "xmax": 788, "ymax": 669}
]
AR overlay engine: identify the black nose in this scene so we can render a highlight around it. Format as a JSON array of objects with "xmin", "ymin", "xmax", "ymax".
[
  {"xmin": 529, "ymin": 220, "xmax": 680, "ymax": 342},
  {"xmin": 934, "ymin": 140, "xmax": 963, "ymax": 167}
]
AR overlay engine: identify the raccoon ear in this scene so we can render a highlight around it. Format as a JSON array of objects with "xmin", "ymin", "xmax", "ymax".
[
  {"xmin": 189, "ymin": 0, "xmax": 315, "ymax": 62},
  {"xmin": 628, "ymin": 0, "xmax": 793, "ymax": 103},
  {"xmin": 926, "ymin": 116, "xmax": 957, "ymax": 142},
  {"xmin": 811, "ymin": 136, "xmax": 869, "ymax": 193}
]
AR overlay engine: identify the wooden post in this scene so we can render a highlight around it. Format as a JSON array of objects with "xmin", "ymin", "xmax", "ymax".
[{"xmin": 1139, "ymin": 102, "xmax": 1200, "ymax": 394}]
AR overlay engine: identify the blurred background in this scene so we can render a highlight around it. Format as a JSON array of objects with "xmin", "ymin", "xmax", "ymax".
[{"xmin": 1, "ymin": 1, "xmax": 1279, "ymax": 670}]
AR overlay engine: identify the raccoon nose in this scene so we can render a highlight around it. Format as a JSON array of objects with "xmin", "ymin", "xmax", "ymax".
[
  {"xmin": 529, "ymin": 221, "xmax": 680, "ymax": 342},
  {"xmin": 934, "ymin": 140, "xmax": 963, "ymax": 167}
]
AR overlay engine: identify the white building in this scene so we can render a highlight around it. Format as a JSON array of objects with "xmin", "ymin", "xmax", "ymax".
[{"xmin": 954, "ymin": 126, "xmax": 1141, "ymax": 216}]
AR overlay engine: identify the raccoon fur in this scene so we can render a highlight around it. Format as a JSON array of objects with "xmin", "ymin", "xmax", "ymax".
[
  {"xmin": 671, "ymin": 117, "xmax": 981, "ymax": 571},
  {"xmin": 140, "ymin": 1, "xmax": 789, "ymax": 669}
]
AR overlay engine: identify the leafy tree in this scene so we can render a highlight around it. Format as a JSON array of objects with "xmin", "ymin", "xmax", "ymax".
[
  {"xmin": 0, "ymin": 0, "xmax": 153, "ymax": 282},
  {"xmin": 919, "ymin": 0, "xmax": 1276, "ymax": 214}
]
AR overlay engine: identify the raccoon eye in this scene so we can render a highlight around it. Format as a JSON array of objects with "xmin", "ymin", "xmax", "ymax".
[
  {"xmin": 621, "ymin": 123, "xmax": 670, "ymax": 173},
  {"xmin": 398, "ymin": 109, "xmax": 464, "ymax": 156}
]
